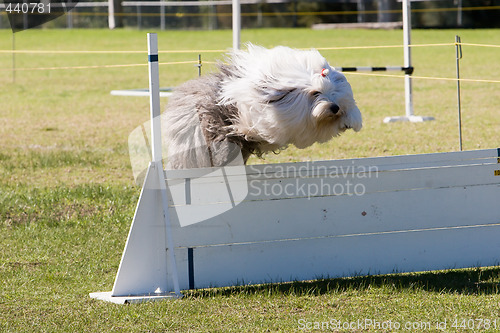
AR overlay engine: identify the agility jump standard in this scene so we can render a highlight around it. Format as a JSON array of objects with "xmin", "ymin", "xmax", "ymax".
[
  {"xmin": 90, "ymin": 33, "xmax": 500, "ymax": 304},
  {"xmin": 335, "ymin": 0, "xmax": 434, "ymax": 123},
  {"xmin": 383, "ymin": 0, "xmax": 435, "ymax": 123}
]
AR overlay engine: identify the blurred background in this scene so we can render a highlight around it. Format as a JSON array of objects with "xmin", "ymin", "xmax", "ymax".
[{"xmin": 1, "ymin": 0, "xmax": 500, "ymax": 30}]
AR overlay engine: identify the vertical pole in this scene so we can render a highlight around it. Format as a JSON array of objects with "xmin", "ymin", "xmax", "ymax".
[
  {"xmin": 12, "ymin": 33, "xmax": 15, "ymax": 84},
  {"xmin": 456, "ymin": 0, "xmax": 462, "ymax": 27},
  {"xmin": 198, "ymin": 54, "xmax": 202, "ymax": 77},
  {"xmin": 232, "ymin": 0, "xmax": 241, "ymax": 50},
  {"xmin": 402, "ymin": 0, "xmax": 414, "ymax": 118},
  {"xmin": 210, "ymin": 4, "xmax": 218, "ymax": 30},
  {"xmin": 147, "ymin": 33, "xmax": 182, "ymax": 297},
  {"xmin": 137, "ymin": 6, "xmax": 141, "ymax": 29},
  {"xmin": 455, "ymin": 35, "xmax": 463, "ymax": 151},
  {"xmin": 67, "ymin": 0, "xmax": 73, "ymax": 29},
  {"xmin": 148, "ymin": 33, "xmax": 162, "ymax": 164},
  {"xmin": 108, "ymin": 0, "xmax": 115, "ymax": 29},
  {"xmin": 160, "ymin": 2, "xmax": 165, "ymax": 30},
  {"xmin": 357, "ymin": 0, "xmax": 365, "ymax": 23},
  {"xmin": 22, "ymin": 0, "xmax": 27, "ymax": 30}
]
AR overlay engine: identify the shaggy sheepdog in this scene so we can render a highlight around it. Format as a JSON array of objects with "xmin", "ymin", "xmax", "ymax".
[{"xmin": 163, "ymin": 44, "xmax": 362, "ymax": 169}]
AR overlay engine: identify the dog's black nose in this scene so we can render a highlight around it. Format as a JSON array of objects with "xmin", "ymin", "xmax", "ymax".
[{"xmin": 329, "ymin": 104, "xmax": 340, "ymax": 114}]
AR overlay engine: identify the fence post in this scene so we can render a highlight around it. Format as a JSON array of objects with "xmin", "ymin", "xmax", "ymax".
[{"xmin": 232, "ymin": 0, "xmax": 240, "ymax": 50}]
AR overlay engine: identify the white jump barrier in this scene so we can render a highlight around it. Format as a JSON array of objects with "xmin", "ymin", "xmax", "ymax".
[{"xmin": 90, "ymin": 33, "xmax": 500, "ymax": 304}]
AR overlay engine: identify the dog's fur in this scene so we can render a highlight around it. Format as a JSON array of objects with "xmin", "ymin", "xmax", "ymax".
[{"xmin": 163, "ymin": 44, "xmax": 362, "ymax": 169}]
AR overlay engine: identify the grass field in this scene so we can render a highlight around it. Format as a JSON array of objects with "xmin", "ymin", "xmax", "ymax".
[{"xmin": 1, "ymin": 28, "xmax": 500, "ymax": 332}]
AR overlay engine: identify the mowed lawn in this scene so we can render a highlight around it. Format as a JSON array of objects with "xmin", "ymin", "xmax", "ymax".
[{"xmin": 1, "ymin": 28, "xmax": 500, "ymax": 332}]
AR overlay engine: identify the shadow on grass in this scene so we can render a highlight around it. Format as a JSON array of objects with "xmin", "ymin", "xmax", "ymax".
[{"xmin": 183, "ymin": 266, "xmax": 500, "ymax": 298}]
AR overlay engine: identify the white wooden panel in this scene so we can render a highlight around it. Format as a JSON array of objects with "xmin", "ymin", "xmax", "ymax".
[
  {"xmin": 99, "ymin": 149, "xmax": 500, "ymax": 298},
  {"xmin": 166, "ymin": 162, "xmax": 498, "ymax": 206},
  {"xmin": 165, "ymin": 148, "xmax": 499, "ymax": 182},
  {"xmin": 167, "ymin": 166, "xmax": 248, "ymax": 227},
  {"xmin": 164, "ymin": 148, "xmax": 500, "ymax": 248},
  {"xmin": 168, "ymin": 183, "xmax": 500, "ymax": 248},
  {"xmin": 175, "ymin": 224, "xmax": 500, "ymax": 291}
]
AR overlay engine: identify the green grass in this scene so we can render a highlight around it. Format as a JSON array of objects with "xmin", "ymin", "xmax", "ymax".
[{"xmin": 1, "ymin": 28, "xmax": 500, "ymax": 332}]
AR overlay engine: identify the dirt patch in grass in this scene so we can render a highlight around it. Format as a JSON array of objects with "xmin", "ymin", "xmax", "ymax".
[{"xmin": 3, "ymin": 261, "xmax": 47, "ymax": 271}]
